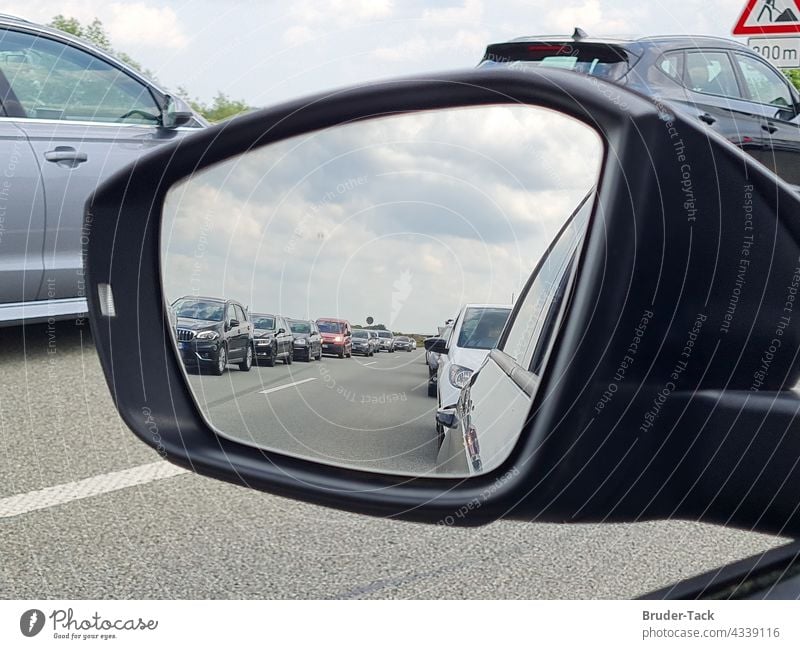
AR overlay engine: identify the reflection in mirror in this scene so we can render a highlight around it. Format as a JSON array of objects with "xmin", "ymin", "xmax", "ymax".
[{"xmin": 161, "ymin": 104, "xmax": 602, "ymax": 478}]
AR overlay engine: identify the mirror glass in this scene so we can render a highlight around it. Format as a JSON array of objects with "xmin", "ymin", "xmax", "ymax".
[{"xmin": 161, "ymin": 104, "xmax": 602, "ymax": 477}]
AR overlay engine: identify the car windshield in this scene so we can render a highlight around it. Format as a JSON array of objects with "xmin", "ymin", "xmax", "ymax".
[
  {"xmin": 289, "ymin": 321, "xmax": 311, "ymax": 334},
  {"xmin": 456, "ymin": 307, "xmax": 512, "ymax": 350},
  {"xmin": 352, "ymin": 330, "xmax": 369, "ymax": 338},
  {"xmin": 396, "ymin": 336, "xmax": 410, "ymax": 342},
  {"xmin": 377, "ymin": 331, "xmax": 392, "ymax": 339},
  {"xmin": 479, "ymin": 43, "xmax": 630, "ymax": 81},
  {"xmin": 252, "ymin": 316, "xmax": 276, "ymax": 330},
  {"xmin": 318, "ymin": 321, "xmax": 343, "ymax": 333},
  {"xmin": 173, "ymin": 299, "xmax": 224, "ymax": 321}
]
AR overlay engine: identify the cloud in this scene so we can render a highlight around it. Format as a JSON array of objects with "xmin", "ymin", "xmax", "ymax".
[
  {"xmin": 2, "ymin": 0, "xmax": 188, "ymax": 49},
  {"xmin": 162, "ymin": 104, "xmax": 601, "ymax": 331}
]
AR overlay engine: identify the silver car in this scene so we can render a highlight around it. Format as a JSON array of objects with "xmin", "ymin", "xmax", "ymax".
[{"xmin": 0, "ymin": 14, "xmax": 205, "ymax": 325}]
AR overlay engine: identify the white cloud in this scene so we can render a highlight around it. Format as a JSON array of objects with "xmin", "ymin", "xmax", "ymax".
[{"xmin": 2, "ymin": 0, "xmax": 188, "ymax": 49}]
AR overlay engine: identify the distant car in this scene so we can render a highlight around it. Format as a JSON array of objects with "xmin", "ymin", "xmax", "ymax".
[
  {"xmin": 412, "ymin": 339, "xmax": 417, "ymax": 350},
  {"xmin": 173, "ymin": 296, "xmax": 253, "ymax": 375},
  {"xmin": 317, "ymin": 318, "xmax": 352, "ymax": 358},
  {"xmin": 287, "ymin": 318, "xmax": 322, "ymax": 362},
  {"xmin": 431, "ymin": 304, "xmax": 512, "ymax": 442},
  {"xmin": 251, "ymin": 313, "xmax": 294, "ymax": 366},
  {"xmin": 351, "ymin": 329, "xmax": 376, "ymax": 356},
  {"xmin": 393, "ymin": 336, "xmax": 414, "ymax": 351},
  {"xmin": 0, "ymin": 14, "xmax": 206, "ymax": 326},
  {"xmin": 375, "ymin": 330, "xmax": 395, "ymax": 352},
  {"xmin": 480, "ymin": 32, "xmax": 800, "ymax": 188}
]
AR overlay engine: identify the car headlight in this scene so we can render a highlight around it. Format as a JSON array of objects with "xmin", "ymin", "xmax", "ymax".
[
  {"xmin": 256, "ymin": 339, "xmax": 271, "ymax": 346},
  {"xmin": 295, "ymin": 338, "xmax": 307, "ymax": 345},
  {"xmin": 334, "ymin": 335, "xmax": 343, "ymax": 343},
  {"xmin": 448, "ymin": 364, "xmax": 473, "ymax": 389},
  {"xmin": 195, "ymin": 330, "xmax": 219, "ymax": 340}
]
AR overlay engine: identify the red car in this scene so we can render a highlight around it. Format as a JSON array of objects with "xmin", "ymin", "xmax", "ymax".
[{"xmin": 315, "ymin": 318, "xmax": 352, "ymax": 358}]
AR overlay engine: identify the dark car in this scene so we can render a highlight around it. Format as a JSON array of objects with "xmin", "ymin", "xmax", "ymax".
[
  {"xmin": 251, "ymin": 313, "xmax": 294, "ymax": 366},
  {"xmin": 351, "ymin": 329, "xmax": 375, "ymax": 356},
  {"xmin": 287, "ymin": 318, "xmax": 322, "ymax": 362},
  {"xmin": 316, "ymin": 318, "xmax": 352, "ymax": 358},
  {"xmin": 480, "ymin": 32, "xmax": 800, "ymax": 187},
  {"xmin": 173, "ymin": 296, "xmax": 253, "ymax": 375},
  {"xmin": 393, "ymin": 335, "xmax": 414, "ymax": 351}
]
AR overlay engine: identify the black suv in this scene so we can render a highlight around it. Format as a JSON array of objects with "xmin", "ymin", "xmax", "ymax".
[
  {"xmin": 481, "ymin": 33, "xmax": 800, "ymax": 187},
  {"xmin": 173, "ymin": 297, "xmax": 254, "ymax": 375}
]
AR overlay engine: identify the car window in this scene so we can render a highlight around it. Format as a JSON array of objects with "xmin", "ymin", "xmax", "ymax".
[
  {"xmin": 234, "ymin": 305, "xmax": 246, "ymax": 323},
  {"xmin": 734, "ymin": 53, "xmax": 793, "ymax": 108},
  {"xmin": 252, "ymin": 316, "xmax": 275, "ymax": 330},
  {"xmin": 684, "ymin": 51, "xmax": 741, "ymax": 99},
  {"xmin": 318, "ymin": 321, "xmax": 342, "ymax": 333},
  {"xmin": 654, "ymin": 51, "xmax": 684, "ymax": 83},
  {"xmin": 226, "ymin": 304, "xmax": 237, "ymax": 323},
  {"xmin": 502, "ymin": 196, "xmax": 592, "ymax": 368},
  {"xmin": 173, "ymin": 299, "xmax": 224, "ymax": 321},
  {"xmin": 455, "ymin": 307, "xmax": 511, "ymax": 350},
  {"xmin": 290, "ymin": 321, "xmax": 311, "ymax": 334},
  {"xmin": 0, "ymin": 28, "xmax": 160, "ymax": 124}
]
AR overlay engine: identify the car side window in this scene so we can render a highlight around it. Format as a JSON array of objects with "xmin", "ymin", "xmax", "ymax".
[
  {"xmin": 654, "ymin": 51, "xmax": 684, "ymax": 84},
  {"xmin": 226, "ymin": 304, "xmax": 236, "ymax": 324},
  {"xmin": 501, "ymin": 196, "xmax": 592, "ymax": 369},
  {"xmin": 684, "ymin": 51, "xmax": 741, "ymax": 99},
  {"xmin": 234, "ymin": 305, "xmax": 247, "ymax": 323},
  {"xmin": 734, "ymin": 53, "xmax": 793, "ymax": 109},
  {"xmin": 0, "ymin": 28, "xmax": 160, "ymax": 124}
]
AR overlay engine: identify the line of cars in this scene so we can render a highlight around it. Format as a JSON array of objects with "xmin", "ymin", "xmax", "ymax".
[
  {"xmin": 169, "ymin": 295, "xmax": 416, "ymax": 374},
  {"xmin": 171, "ymin": 296, "xmax": 347, "ymax": 374}
]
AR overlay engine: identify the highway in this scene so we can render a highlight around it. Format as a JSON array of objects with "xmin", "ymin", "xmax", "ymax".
[
  {"xmin": 0, "ymin": 321, "xmax": 786, "ymax": 598},
  {"xmin": 186, "ymin": 346, "xmax": 437, "ymax": 474}
]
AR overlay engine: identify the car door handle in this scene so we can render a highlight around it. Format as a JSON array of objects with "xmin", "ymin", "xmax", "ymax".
[
  {"xmin": 762, "ymin": 122, "xmax": 778, "ymax": 134},
  {"xmin": 698, "ymin": 112, "xmax": 716, "ymax": 125},
  {"xmin": 44, "ymin": 146, "xmax": 88, "ymax": 167}
]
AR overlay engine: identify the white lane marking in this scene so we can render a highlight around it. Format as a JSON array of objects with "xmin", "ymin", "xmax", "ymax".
[
  {"xmin": 258, "ymin": 377, "xmax": 318, "ymax": 395},
  {"xmin": 0, "ymin": 461, "xmax": 188, "ymax": 519},
  {"xmin": 363, "ymin": 361, "xmax": 377, "ymax": 366}
]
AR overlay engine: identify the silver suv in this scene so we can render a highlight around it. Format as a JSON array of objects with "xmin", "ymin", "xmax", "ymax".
[{"xmin": 0, "ymin": 15, "xmax": 205, "ymax": 326}]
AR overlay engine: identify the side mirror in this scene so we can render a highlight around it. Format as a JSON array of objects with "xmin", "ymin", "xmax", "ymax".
[
  {"xmin": 228, "ymin": 318, "xmax": 239, "ymax": 328},
  {"xmin": 161, "ymin": 95, "xmax": 195, "ymax": 129},
  {"xmin": 424, "ymin": 337, "xmax": 448, "ymax": 354},
  {"xmin": 277, "ymin": 328, "xmax": 285, "ymax": 334},
  {"xmin": 87, "ymin": 68, "xmax": 800, "ymax": 537},
  {"xmin": 436, "ymin": 407, "xmax": 459, "ymax": 430}
]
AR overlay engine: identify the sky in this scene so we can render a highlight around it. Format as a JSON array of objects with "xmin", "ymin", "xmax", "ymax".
[
  {"xmin": 161, "ymin": 105, "xmax": 601, "ymax": 332},
  {"xmin": 3, "ymin": 0, "xmax": 748, "ymax": 106}
]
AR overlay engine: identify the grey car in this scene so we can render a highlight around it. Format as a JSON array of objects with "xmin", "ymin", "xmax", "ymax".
[{"xmin": 0, "ymin": 14, "xmax": 205, "ymax": 326}]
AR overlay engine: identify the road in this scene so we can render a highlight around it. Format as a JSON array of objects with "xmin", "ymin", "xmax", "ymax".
[
  {"xmin": 187, "ymin": 346, "xmax": 437, "ymax": 474},
  {"xmin": 0, "ymin": 321, "xmax": 786, "ymax": 598}
]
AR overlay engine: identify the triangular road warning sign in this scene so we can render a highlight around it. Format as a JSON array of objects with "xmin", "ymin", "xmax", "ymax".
[{"xmin": 733, "ymin": 0, "xmax": 800, "ymax": 34}]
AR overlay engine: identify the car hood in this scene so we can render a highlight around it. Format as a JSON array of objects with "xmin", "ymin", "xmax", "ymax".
[
  {"xmin": 254, "ymin": 328, "xmax": 276, "ymax": 338},
  {"xmin": 449, "ymin": 346, "xmax": 492, "ymax": 371},
  {"xmin": 292, "ymin": 332, "xmax": 313, "ymax": 340},
  {"xmin": 176, "ymin": 318, "xmax": 220, "ymax": 331}
]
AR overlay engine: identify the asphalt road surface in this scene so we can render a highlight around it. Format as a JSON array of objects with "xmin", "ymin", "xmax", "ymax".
[
  {"xmin": 0, "ymin": 321, "xmax": 786, "ymax": 599},
  {"xmin": 187, "ymin": 346, "xmax": 437, "ymax": 474}
]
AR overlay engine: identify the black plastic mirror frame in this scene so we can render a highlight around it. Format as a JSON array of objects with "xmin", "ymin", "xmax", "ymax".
[{"xmin": 85, "ymin": 68, "xmax": 800, "ymax": 533}]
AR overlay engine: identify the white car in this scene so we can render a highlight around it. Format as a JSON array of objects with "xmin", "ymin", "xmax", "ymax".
[{"xmin": 434, "ymin": 304, "xmax": 512, "ymax": 438}]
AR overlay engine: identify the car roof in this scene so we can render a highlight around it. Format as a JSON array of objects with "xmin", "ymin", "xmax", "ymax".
[
  {"xmin": 461, "ymin": 303, "xmax": 513, "ymax": 310},
  {"xmin": 174, "ymin": 296, "xmax": 228, "ymax": 304},
  {"xmin": 317, "ymin": 317, "xmax": 348, "ymax": 322},
  {"xmin": 251, "ymin": 312, "xmax": 277, "ymax": 318},
  {"xmin": 491, "ymin": 33, "xmax": 752, "ymax": 54}
]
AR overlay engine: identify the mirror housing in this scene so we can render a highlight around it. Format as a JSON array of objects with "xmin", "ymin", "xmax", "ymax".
[
  {"xmin": 424, "ymin": 337, "xmax": 448, "ymax": 354},
  {"xmin": 228, "ymin": 318, "xmax": 239, "ymax": 328},
  {"xmin": 86, "ymin": 68, "xmax": 800, "ymax": 534},
  {"xmin": 160, "ymin": 95, "xmax": 195, "ymax": 129}
]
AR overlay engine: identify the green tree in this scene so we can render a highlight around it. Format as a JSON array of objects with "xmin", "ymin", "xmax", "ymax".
[
  {"xmin": 48, "ymin": 15, "xmax": 251, "ymax": 122},
  {"xmin": 784, "ymin": 69, "xmax": 800, "ymax": 91}
]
